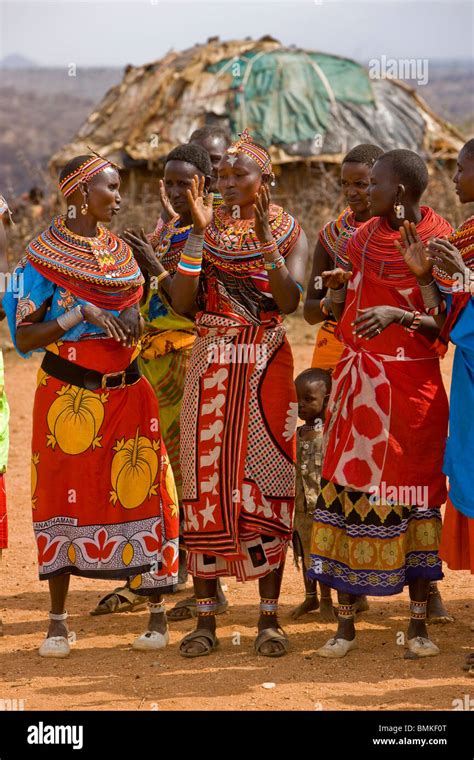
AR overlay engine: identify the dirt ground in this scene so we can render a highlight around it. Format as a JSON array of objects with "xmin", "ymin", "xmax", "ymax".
[{"xmin": 0, "ymin": 316, "xmax": 472, "ymax": 712}]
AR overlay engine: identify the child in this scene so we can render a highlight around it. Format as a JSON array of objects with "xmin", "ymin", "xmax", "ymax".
[
  {"xmin": 291, "ymin": 368, "xmax": 336, "ymax": 621},
  {"xmin": 291, "ymin": 368, "xmax": 369, "ymax": 621}
]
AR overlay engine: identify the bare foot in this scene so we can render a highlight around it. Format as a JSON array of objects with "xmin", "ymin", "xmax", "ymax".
[
  {"xmin": 427, "ymin": 585, "xmax": 454, "ymax": 624},
  {"xmin": 354, "ymin": 595, "xmax": 369, "ymax": 614},
  {"xmin": 290, "ymin": 595, "xmax": 319, "ymax": 620},
  {"xmin": 319, "ymin": 598, "xmax": 338, "ymax": 622}
]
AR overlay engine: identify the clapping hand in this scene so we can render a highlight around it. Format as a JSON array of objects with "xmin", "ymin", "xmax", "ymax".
[
  {"xmin": 428, "ymin": 237, "xmax": 469, "ymax": 278},
  {"xmin": 187, "ymin": 175, "xmax": 213, "ymax": 235},
  {"xmin": 321, "ymin": 268, "xmax": 352, "ymax": 290},
  {"xmin": 254, "ymin": 184, "xmax": 273, "ymax": 244},
  {"xmin": 394, "ymin": 220, "xmax": 432, "ymax": 279},
  {"xmin": 159, "ymin": 180, "xmax": 179, "ymax": 225}
]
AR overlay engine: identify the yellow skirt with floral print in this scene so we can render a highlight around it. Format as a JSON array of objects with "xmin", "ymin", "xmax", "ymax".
[{"xmin": 308, "ymin": 479, "xmax": 442, "ymax": 595}]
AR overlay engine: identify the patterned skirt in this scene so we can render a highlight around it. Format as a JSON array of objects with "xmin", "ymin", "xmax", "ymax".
[
  {"xmin": 181, "ymin": 314, "xmax": 297, "ymax": 581},
  {"xmin": 139, "ymin": 334, "xmax": 194, "ymax": 503},
  {"xmin": 308, "ymin": 479, "xmax": 443, "ymax": 596},
  {"xmin": 31, "ymin": 338, "xmax": 179, "ymax": 594},
  {"xmin": 188, "ymin": 533, "xmax": 289, "ymax": 583}
]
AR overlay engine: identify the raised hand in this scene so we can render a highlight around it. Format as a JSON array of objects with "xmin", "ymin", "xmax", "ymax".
[
  {"xmin": 428, "ymin": 237, "xmax": 469, "ymax": 278},
  {"xmin": 321, "ymin": 268, "xmax": 352, "ymax": 290},
  {"xmin": 394, "ymin": 220, "xmax": 432, "ymax": 279},
  {"xmin": 159, "ymin": 179, "xmax": 179, "ymax": 225},
  {"xmin": 187, "ymin": 175, "xmax": 213, "ymax": 235},
  {"xmin": 122, "ymin": 228, "xmax": 157, "ymax": 274},
  {"xmin": 253, "ymin": 184, "xmax": 273, "ymax": 244}
]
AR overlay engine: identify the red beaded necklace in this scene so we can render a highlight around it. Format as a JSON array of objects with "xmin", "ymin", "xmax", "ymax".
[{"xmin": 348, "ymin": 207, "xmax": 453, "ymax": 287}]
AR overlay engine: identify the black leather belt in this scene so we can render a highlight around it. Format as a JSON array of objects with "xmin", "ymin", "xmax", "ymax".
[{"xmin": 41, "ymin": 351, "xmax": 142, "ymax": 391}]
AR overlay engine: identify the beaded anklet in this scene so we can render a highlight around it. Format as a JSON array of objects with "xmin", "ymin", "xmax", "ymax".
[
  {"xmin": 410, "ymin": 600, "xmax": 428, "ymax": 621},
  {"xmin": 259, "ymin": 598, "xmax": 279, "ymax": 616},
  {"xmin": 196, "ymin": 597, "xmax": 218, "ymax": 616},
  {"xmin": 338, "ymin": 603, "xmax": 355, "ymax": 620}
]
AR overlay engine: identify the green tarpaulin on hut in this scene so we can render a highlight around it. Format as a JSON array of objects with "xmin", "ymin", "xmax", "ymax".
[{"xmin": 208, "ymin": 51, "xmax": 374, "ymax": 146}]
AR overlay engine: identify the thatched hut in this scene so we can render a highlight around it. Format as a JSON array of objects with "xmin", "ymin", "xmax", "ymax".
[{"xmin": 50, "ymin": 36, "xmax": 466, "ymax": 239}]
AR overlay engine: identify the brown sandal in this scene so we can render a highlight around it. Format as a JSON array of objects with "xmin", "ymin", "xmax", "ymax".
[
  {"xmin": 90, "ymin": 586, "xmax": 147, "ymax": 616},
  {"xmin": 179, "ymin": 628, "xmax": 219, "ymax": 658},
  {"xmin": 254, "ymin": 627, "xmax": 289, "ymax": 657},
  {"xmin": 168, "ymin": 596, "xmax": 229, "ymax": 621}
]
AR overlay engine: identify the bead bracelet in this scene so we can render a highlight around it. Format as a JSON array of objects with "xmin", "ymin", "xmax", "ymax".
[
  {"xmin": 263, "ymin": 255, "xmax": 285, "ymax": 271},
  {"xmin": 406, "ymin": 310, "xmax": 423, "ymax": 332}
]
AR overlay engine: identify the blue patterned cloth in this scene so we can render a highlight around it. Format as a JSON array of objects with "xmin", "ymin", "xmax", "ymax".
[
  {"xmin": 3, "ymin": 259, "xmax": 119, "ymax": 358},
  {"xmin": 443, "ymin": 295, "xmax": 474, "ymax": 518}
]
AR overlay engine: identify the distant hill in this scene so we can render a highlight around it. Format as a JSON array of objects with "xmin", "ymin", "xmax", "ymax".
[
  {"xmin": 0, "ymin": 54, "xmax": 38, "ymax": 69},
  {"xmin": 412, "ymin": 59, "xmax": 474, "ymax": 132},
  {"xmin": 0, "ymin": 68, "xmax": 123, "ymax": 195},
  {"xmin": 0, "ymin": 61, "xmax": 472, "ymax": 196}
]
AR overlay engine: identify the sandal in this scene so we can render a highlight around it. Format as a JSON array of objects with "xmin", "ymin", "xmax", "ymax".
[
  {"xmin": 316, "ymin": 636, "xmax": 357, "ymax": 659},
  {"xmin": 179, "ymin": 628, "xmax": 219, "ymax": 658},
  {"xmin": 406, "ymin": 636, "xmax": 440, "ymax": 658},
  {"xmin": 132, "ymin": 629, "xmax": 170, "ymax": 651},
  {"xmin": 254, "ymin": 627, "xmax": 289, "ymax": 658},
  {"xmin": 38, "ymin": 612, "xmax": 75, "ymax": 659},
  {"xmin": 90, "ymin": 586, "xmax": 147, "ymax": 616},
  {"xmin": 168, "ymin": 596, "xmax": 229, "ymax": 621}
]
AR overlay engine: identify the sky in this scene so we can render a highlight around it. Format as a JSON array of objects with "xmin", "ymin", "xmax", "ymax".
[{"xmin": 0, "ymin": 0, "xmax": 472, "ymax": 68}]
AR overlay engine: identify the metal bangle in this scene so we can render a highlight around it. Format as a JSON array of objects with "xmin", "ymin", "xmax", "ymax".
[
  {"xmin": 420, "ymin": 280, "xmax": 442, "ymax": 308},
  {"xmin": 56, "ymin": 305, "xmax": 84, "ymax": 331},
  {"xmin": 328, "ymin": 285, "xmax": 347, "ymax": 303},
  {"xmin": 183, "ymin": 232, "xmax": 205, "ymax": 259}
]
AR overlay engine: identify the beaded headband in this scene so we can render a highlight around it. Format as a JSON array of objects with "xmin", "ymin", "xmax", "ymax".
[
  {"xmin": 59, "ymin": 155, "xmax": 114, "ymax": 198},
  {"xmin": 226, "ymin": 128, "xmax": 273, "ymax": 176}
]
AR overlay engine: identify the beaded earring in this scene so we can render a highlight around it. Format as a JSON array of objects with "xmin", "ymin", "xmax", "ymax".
[{"xmin": 81, "ymin": 194, "xmax": 89, "ymax": 216}]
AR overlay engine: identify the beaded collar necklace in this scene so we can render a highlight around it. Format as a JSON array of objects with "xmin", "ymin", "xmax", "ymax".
[{"xmin": 27, "ymin": 215, "xmax": 142, "ymax": 287}]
